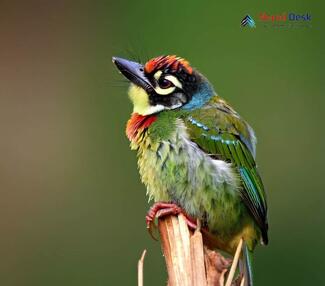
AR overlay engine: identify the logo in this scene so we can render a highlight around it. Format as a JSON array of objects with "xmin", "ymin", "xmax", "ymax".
[
  {"xmin": 259, "ymin": 12, "xmax": 312, "ymax": 22},
  {"xmin": 241, "ymin": 15, "xmax": 256, "ymax": 28},
  {"xmin": 259, "ymin": 12, "xmax": 312, "ymax": 28},
  {"xmin": 241, "ymin": 12, "xmax": 312, "ymax": 29}
]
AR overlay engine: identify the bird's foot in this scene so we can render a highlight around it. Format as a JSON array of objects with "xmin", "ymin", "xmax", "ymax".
[{"xmin": 146, "ymin": 202, "xmax": 197, "ymax": 240}]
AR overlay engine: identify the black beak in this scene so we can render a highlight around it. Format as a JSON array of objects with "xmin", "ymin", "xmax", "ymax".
[{"xmin": 112, "ymin": 57, "xmax": 153, "ymax": 93}]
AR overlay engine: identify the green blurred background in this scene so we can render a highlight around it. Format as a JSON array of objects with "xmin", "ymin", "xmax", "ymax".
[{"xmin": 0, "ymin": 1, "xmax": 324, "ymax": 285}]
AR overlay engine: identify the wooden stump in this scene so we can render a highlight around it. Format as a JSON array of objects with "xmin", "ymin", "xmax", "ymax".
[{"xmin": 138, "ymin": 214, "xmax": 244, "ymax": 286}]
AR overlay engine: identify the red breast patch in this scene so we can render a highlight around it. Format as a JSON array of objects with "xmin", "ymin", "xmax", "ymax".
[{"xmin": 126, "ymin": 113, "xmax": 157, "ymax": 141}]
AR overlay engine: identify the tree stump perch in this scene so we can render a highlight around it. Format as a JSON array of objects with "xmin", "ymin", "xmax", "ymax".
[{"xmin": 138, "ymin": 214, "xmax": 244, "ymax": 286}]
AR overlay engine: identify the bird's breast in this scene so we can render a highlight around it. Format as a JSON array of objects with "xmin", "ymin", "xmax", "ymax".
[{"xmin": 136, "ymin": 119, "xmax": 241, "ymax": 219}]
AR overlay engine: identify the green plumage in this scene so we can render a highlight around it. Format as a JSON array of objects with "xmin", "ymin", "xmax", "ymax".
[
  {"xmin": 184, "ymin": 96, "xmax": 268, "ymax": 245},
  {"xmin": 113, "ymin": 55, "xmax": 268, "ymax": 286},
  {"xmin": 133, "ymin": 96, "xmax": 268, "ymax": 253}
]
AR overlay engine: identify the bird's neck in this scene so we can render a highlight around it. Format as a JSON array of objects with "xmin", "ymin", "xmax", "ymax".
[
  {"xmin": 126, "ymin": 113, "xmax": 157, "ymax": 141},
  {"xmin": 182, "ymin": 82, "xmax": 214, "ymax": 110}
]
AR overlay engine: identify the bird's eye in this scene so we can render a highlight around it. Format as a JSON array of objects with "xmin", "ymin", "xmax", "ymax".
[{"xmin": 159, "ymin": 78, "xmax": 173, "ymax": 89}]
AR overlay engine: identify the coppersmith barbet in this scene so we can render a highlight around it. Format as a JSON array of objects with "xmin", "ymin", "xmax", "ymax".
[{"xmin": 112, "ymin": 55, "xmax": 268, "ymax": 285}]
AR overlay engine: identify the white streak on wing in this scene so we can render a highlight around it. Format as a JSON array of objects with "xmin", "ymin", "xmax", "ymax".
[
  {"xmin": 175, "ymin": 119, "xmax": 239, "ymax": 190},
  {"xmin": 246, "ymin": 124, "xmax": 257, "ymax": 158}
]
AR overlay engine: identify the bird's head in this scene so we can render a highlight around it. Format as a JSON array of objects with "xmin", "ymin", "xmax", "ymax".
[{"xmin": 112, "ymin": 55, "xmax": 214, "ymax": 115}]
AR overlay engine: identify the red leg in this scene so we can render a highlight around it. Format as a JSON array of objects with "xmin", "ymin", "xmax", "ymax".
[{"xmin": 146, "ymin": 202, "xmax": 197, "ymax": 240}]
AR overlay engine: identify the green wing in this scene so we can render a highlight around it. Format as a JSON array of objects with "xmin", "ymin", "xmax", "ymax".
[{"xmin": 184, "ymin": 97, "xmax": 268, "ymax": 244}]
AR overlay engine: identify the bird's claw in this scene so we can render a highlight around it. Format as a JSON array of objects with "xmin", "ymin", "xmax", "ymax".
[
  {"xmin": 146, "ymin": 202, "xmax": 197, "ymax": 240},
  {"xmin": 145, "ymin": 214, "xmax": 158, "ymax": 241}
]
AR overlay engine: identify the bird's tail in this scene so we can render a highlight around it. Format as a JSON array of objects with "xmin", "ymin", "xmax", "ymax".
[{"xmin": 240, "ymin": 242, "xmax": 254, "ymax": 286}]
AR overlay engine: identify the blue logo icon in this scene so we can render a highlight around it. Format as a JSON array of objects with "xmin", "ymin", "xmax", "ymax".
[{"xmin": 241, "ymin": 15, "xmax": 256, "ymax": 28}]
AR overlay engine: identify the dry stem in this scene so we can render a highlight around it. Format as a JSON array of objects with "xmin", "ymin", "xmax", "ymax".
[
  {"xmin": 138, "ymin": 214, "xmax": 244, "ymax": 286},
  {"xmin": 159, "ymin": 214, "xmax": 243, "ymax": 286},
  {"xmin": 137, "ymin": 249, "xmax": 147, "ymax": 286}
]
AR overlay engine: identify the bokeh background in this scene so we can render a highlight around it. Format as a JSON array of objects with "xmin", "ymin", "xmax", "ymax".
[{"xmin": 0, "ymin": 1, "xmax": 324, "ymax": 285}]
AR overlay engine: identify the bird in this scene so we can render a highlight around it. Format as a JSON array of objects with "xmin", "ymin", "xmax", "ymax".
[{"xmin": 112, "ymin": 55, "xmax": 268, "ymax": 286}]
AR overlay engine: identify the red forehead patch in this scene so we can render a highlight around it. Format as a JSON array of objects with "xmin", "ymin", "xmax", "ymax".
[{"xmin": 144, "ymin": 55, "xmax": 193, "ymax": 74}]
